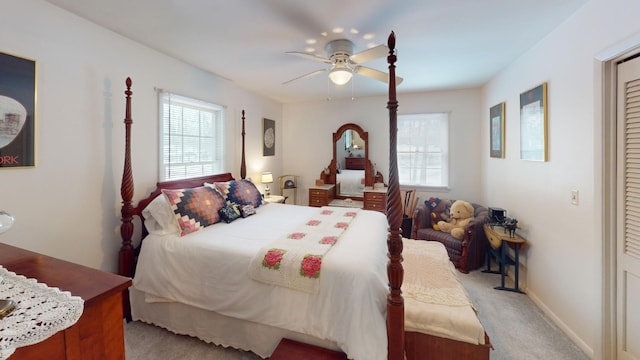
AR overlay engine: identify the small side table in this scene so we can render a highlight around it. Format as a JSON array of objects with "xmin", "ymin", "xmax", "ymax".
[
  {"xmin": 263, "ymin": 195, "xmax": 286, "ymax": 204},
  {"xmin": 482, "ymin": 224, "xmax": 526, "ymax": 293}
]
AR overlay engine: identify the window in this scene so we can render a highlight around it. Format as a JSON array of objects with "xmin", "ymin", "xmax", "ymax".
[
  {"xmin": 397, "ymin": 113, "xmax": 449, "ymax": 187},
  {"xmin": 159, "ymin": 91, "xmax": 225, "ymax": 181}
]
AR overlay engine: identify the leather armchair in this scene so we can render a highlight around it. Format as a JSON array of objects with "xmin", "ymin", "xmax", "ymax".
[{"xmin": 411, "ymin": 200, "xmax": 489, "ymax": 273}]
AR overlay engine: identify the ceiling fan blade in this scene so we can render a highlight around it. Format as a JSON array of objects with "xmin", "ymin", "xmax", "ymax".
[
  {"xmin": 349, "ymin": 44, "xmax": 389, "ymax": 64},
  {"xmin": 355, "ymin": 66, "xmax": 403, "ymax": 85},
  {"xmin": 282, "ymin": 68, "xmax": 327, "ymax": 85},
  {"xmin": 285, "ymin": 51, "xmax": 332, "ymax": 64}
]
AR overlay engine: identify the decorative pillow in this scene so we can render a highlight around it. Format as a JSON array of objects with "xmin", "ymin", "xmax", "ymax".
[
  {"xmin": 212, "ymin": 179, "xmax": 263, "ymax": 208},
  {"xmin": 239, "ymin": 204, "xmax": 256, "ymax": 218},
  {"xmin": 141, "ymin": 194, "xmax": 179, "ymax": 235},
  {"xmin": 162, "ymin": 186, "xmax": 226, "ymax": 236},
  {"xmin": 219, "ymin": 204, "xmax": 241, "ymax": 223}
]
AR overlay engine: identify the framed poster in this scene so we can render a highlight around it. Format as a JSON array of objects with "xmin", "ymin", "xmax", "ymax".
[
  {"xmin": 262, "ymin": 118, "xmax": 275, "ymax": 156},
  {"xmin": 520, "ymin": 82, "xmax": 548, "ymax": 161},
  {"xmin": 490, "ymin": 102, "xmax": 505, "ymax": 158},
  {"xmin": 0, "ymin": 52, "xmax": 36, "ymax": 168}
]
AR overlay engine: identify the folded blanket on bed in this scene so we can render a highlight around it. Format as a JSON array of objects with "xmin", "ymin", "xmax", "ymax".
[
  {"xmin": 248, "ymin": 207, "xmax": 359, "ymax": 293},
  {"xmin": 402, "ymin": 239, "xmax": 486, "ymax": 345},
  {"xmin": 402, "ymin": 239, "xmax": 472, "ymax": 307}
]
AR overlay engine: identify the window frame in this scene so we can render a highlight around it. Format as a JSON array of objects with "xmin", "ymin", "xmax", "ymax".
[
  {"xmin": 397, "ymin": 112, "xmax": 449, "ymax": 190},
  {"xmin": 158, "ymin": 91, "xmax": 225, "ymax": 181}
]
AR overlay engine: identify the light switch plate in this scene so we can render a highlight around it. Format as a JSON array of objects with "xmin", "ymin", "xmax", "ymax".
[{"xmin": 571, "ymin": 190, "xmax": 579, "ymax": 205}]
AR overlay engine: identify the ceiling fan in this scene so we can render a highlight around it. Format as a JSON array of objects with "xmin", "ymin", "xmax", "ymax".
[{"xmin": 283, "ymin": 39, "xmax": 403, "ymax": 86}]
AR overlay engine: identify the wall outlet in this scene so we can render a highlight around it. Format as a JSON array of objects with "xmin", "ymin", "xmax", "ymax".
[{"xmin": 571, "ymin": 190, "xmax": 579, "ymax": 205}]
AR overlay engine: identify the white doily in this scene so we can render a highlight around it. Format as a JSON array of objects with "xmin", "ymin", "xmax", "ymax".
[{"xmin": 0, "ymin": 266, "xmax": 84, "ymax": 359}]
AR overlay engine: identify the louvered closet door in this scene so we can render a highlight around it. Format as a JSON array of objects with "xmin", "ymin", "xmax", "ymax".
[{"xmin": 617, "ymin": 55, "xmax": 640, "ymax": 360}]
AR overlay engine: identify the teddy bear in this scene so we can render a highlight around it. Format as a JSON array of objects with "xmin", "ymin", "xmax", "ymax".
[
  {"xmin": 425, "ymin": 197, "xmax": 451, "ymax": 231},
  {"xmin": 437, "ymin": 200, "xmax": 474, "ymax": 240}
]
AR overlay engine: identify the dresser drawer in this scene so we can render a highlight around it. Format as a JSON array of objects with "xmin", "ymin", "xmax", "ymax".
[
  {"xmin": 309, "ymin": 192, "xmax": 328, "ymax": 207},
  {"xmin": 364, "ymin": 191, "xmax": 387, "ymax": 213},
  {"xmin": 309, "ymin": 186, "xmax": 334, "ymax": 207}
]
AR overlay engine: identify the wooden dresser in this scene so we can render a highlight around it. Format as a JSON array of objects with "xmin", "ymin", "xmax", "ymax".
[
  {"xmin": 344, "ymin": 157, "xmax": 365, "ymax": 170},
  {"xmin": 309, "ymin": 184, "xmax": 335, "ymax": 207},
  {"xmin": 363, "ymin": 187, "xmax": 387, "ymax": 213},
  {"xmin": 0, "ymin": 243, "xmax": 131, "ymax": 359}
]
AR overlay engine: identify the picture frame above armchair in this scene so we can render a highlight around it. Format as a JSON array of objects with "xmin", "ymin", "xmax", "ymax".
[
  {"xmin": 519, "ymin": 82, "xmax": 548, "ymax": 161},
  {"xmin": 490, "ymin": 102, "xmax": 505, "ymax": 158}
]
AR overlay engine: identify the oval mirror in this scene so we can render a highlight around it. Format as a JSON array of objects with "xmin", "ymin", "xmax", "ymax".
[{"xmin": 330, "ymin": 123, "xmax": 370, "ymax": 200}]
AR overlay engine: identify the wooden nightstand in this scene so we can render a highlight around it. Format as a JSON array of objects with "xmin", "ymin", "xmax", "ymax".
[
  {"xmin": 363, "ymin": 187, "xmax": 387, "ymax": 213},
  {"xmin": 0, "ymin": 243, "xmax": 131, "ymax": 359},
  {"xmin": 264, "ymin": 195, "xmax": 285, "ymax": 204},
  {"xmin": 308, "ymin": 184, "xmax": 335, "ymax": 207}
]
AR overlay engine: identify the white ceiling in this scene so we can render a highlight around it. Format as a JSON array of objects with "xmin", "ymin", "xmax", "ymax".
[{"xmin": 45, "ymin": 0, "xmax": 589, "ymax": 103}]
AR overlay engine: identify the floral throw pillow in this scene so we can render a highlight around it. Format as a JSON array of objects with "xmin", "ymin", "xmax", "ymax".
[
  {"xmin": 162, "ymin": 186, "xmax": 225, "ymax": 236},
  {"xmin": 213, "ymin": 179, "xmax": 263, "ymax": 208}
]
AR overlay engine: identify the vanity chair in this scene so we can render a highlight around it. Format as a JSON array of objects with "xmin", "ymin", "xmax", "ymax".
[{"xmin": 278, "ymin": 175, "xmax": 299, "ymax": 204}]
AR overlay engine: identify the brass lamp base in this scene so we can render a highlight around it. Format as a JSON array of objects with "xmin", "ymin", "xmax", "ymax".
[{"xmin": 0, "ymin": 299, "xmax": 16, "ymax": 319}]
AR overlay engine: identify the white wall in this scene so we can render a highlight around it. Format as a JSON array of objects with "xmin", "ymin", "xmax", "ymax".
[
  {"xmin": 282, "ymin": 88, "xmax": 483, "ymax": 206},
  {"xmin": 482, "ymin": 0, "xmax": 640, "ymax": 357},
  {"xmin": 0, "ymin": 0, "xmax": 282, "ymax": 272}
]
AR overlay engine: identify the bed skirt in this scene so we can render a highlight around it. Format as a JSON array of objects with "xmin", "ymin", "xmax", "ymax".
[{"xmin": 129, "ymin": 287, "xmax": 341, "ymax": 358}]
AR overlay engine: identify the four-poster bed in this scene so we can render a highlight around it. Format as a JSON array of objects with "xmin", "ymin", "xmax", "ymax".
[{"xmin": 118, "ymin": 32, "xmax": 490, "ymax": 359}]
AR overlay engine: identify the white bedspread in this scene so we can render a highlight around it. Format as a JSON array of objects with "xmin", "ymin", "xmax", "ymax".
[{"xmin": 133, "ymin": 203, "xmax": 389, "ymax": 360}]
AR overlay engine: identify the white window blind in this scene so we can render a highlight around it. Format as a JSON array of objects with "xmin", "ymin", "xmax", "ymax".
[
  {"xmin": 397, "ymin": 113, "xmax": 449, "ymax": 187},
  {"xmin": 158, "ymin": 91, "xmax": 225, "ymax": 181}
]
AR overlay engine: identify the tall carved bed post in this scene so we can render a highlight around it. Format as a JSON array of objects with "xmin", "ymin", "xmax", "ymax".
[
  {"xmin": 240, "ymin": 110, "xmax": 247, "ymax": 180},
  {"xmin": 119, "ymin": 77, "xmax": 135, "ymax": 278},
  {"xmin": 385, "ymin": 32, "xmax": 404, "ymax": 360}
]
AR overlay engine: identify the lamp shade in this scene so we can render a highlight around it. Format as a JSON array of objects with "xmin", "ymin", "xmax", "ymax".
[
  {"xmin": 0, "ymin": 211, "xmax": 15, "ymax": 235},
  {"xmin": 328, "ymin": 68, "xmax": 352, "ymax": 86},
  {"xmin": 261, "ymin": 172, "xmax": 273, "ymax": 184}
]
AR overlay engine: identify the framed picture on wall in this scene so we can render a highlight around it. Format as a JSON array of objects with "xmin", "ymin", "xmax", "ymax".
[
  {"xmin": 0, "ymin": 51, "xmax": 36, "ymax": 168},
  {"xmin": 490, "ymin": 102, "xmax": 505, "ymax": 158},
  {"xmin": 520, "ymin": 82, "xmax": 548, "ymax": 161},
  {"xmin": 262, "ymin": 118, "xmax": 275, "ymax": 156}
]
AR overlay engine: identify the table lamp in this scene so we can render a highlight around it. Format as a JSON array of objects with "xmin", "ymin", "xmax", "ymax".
[
  {"xmin": 261, "ymin": 172, "xmax": 273, "ymax": 197},
  {"xmin": 0, "ymin": 210, "xmax": 16, "ymax": 318}
]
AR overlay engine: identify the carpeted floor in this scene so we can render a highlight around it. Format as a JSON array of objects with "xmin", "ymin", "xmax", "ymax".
[
  {"xmin": 457, "ymin": 270, "xmax": 589, "ymax": 360},
  {"xmin": 124, "ymin": 269, "xmax": 589, "ymax": 359}
]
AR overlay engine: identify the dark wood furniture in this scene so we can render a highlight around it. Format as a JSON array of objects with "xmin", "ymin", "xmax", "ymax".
[
  {"xmin": 318, "ymin": 123, "xmax": 384, "ymax": 201},
  {"xmin": 308, "ymin": 184, "xmax": 335, "ymax": 207},
  {"xmin": 363, "ymin": 186, "xmax": 387, "ymax": 213},
  {"xmin": 270, "ymin": 338, "xmax": 347, "ymax": 360},
  {"xmin": 118, "ymin": 32, "xmax": 490, "ymax": 360},
  {"xmin": 345, "ymin": 157, "xmax": 365, "ymax": 170},
  {"xmin": 0, "ymin": 243, "xmax": 131, "ymax": 360}
]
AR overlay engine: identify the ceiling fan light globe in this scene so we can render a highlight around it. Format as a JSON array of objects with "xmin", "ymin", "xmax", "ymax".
[{"xmin": 329, "ymin": 68, "xmax": 352, "ymax": 85}]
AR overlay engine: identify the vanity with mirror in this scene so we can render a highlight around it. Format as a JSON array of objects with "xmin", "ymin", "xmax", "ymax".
[{"xmin": 310, "ymin": 123, "xmax": 385, "ymax": 212}]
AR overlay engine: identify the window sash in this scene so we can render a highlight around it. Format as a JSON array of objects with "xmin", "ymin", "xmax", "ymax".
[
  {"xmin": 397, "ymin": 113, "xmax": 449, "ymax": 187},
  {"xmin": 159, "ymin": 91, "xmax": 224, "ymax": 181}
]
